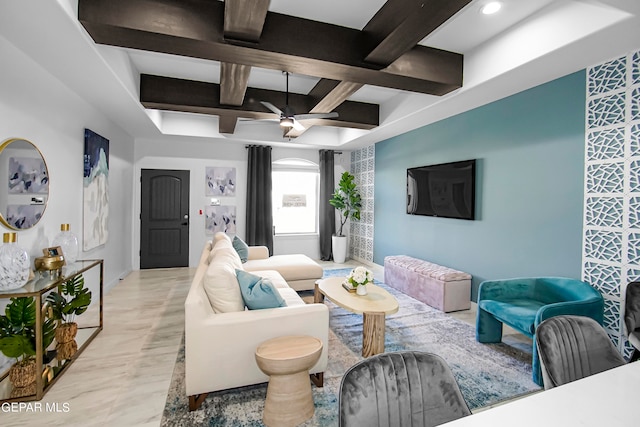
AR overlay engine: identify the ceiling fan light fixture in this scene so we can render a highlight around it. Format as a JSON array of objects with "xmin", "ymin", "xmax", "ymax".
[{"xmin": 280, "ymin": 117, "xmax": 294, "ymax": 128}]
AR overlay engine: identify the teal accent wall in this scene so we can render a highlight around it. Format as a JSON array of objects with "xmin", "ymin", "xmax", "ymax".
[{"xmin": 374, "ymin": 71, "xmax": 586, "ymax": 301}]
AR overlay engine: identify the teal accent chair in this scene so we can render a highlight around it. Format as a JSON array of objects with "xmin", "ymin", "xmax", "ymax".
[{"xmin": 475, "ymin": 277, "xmax": 604, "ymax": 386}]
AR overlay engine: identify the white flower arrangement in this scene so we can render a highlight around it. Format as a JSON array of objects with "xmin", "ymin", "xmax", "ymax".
[{"xmin": 347, "ymin": 266, "xmax": 374, "ymax": 288}]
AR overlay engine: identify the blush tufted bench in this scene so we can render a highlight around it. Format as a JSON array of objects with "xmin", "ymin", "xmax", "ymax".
[{"xmin": 384, "ymin": 255, "xmax": 472, "ymax": 312}]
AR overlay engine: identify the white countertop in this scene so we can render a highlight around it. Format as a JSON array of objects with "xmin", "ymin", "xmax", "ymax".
[{"xmin": 443, "ymin": 362, "xmax": 640, "ymax": 426}]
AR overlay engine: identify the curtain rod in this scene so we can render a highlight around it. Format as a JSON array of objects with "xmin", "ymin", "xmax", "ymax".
[{"xmin": 245, "ymin": 145, "xmax": 343, "ymax": 155}]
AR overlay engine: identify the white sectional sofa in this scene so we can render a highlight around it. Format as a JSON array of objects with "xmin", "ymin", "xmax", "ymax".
[
  {"xmin": 243, "ymin": 246, "xmax": 323, "ymax": 291},
  {"xmin": 184, "ymin": 233, "xmax": 329, "ymax": 410}
]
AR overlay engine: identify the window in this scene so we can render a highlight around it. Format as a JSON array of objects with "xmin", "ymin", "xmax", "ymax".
[{"xmin": 272, "ymin": 159, "xmax": 319, "ymax": 234}]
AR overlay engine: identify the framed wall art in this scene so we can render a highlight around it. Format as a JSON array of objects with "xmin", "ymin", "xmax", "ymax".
[
  {"xmin": 205, "ymin": 166, "xmax": 236, "ymax": 196},
  {"xmin": 83, "ymin": 129, "xmax": 109, "ymax": 251},
  {"xmin": 205, "ymin": 205, "xmax": 236, "ymax": 234}
]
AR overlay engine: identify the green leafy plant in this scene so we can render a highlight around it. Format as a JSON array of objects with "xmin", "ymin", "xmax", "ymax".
[
  {"xmin": 329, "ymin": 171, "xmax": 362, "ymax": 236},
  {"xmin": 46, "ymin": 274, "xmax": 92, "ymax": 324},
  {"xmin": 0, "ymin": 297, "xmax": 55, "ymax": 362}
]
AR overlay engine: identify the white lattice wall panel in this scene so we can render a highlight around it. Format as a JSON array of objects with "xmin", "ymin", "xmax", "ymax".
[
  {"xmin": 583, "ymin": 261, "xmax": 621, "ymax": 297},
  {"xmin": 583, "ymin": 49, "xmax": 640, "ymax": 358},
  {"xmin": 631, "ymin": 124, "xmax": 640, "ymax": 156},
  {"xmin": 632, "ymin": 87, "xmax": 640, "ymax": 120},
  {"xmin": 585, "ymin": 197, "xmax": 624, "ymax": 228},
  {"xmin": 584, "ymin": 229, "xmax": 623, "ymax": 260},
  {"xmin": 588, "ymin": 57, "xmax": 627, "ymax": 96},
  {"xmin": 587, "ymin": 128, "xmax": 626, "ymax": 160},
  {"xmin": 587, "ymin": 93, "xmax": 626, "ymax": 128},
  {"xmin": 350, "ymin": 145, "xmax": 375, "ymax": 262},
  {"xmin": 585, "ymin": 162, "xmax": 625, "ymax": 193},
  {"xmin": 603, "ymin": 299, "xmax": 621, "ymax": 332}
]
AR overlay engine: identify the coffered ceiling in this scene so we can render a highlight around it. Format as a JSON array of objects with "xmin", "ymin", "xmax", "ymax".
[{"xmin": 1, "ymin": 0, "xmax": 639, "ymax": 149}]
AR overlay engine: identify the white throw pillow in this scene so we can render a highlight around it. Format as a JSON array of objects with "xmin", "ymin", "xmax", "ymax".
[
  {"xmin": 203, "ymin": 259, "xmax": 244, "ymax": 313},
  {"xmin": 209, "ymin": 238, "xmax": 242, "ymax": 268},
  {"xmin": 213, "ymin": 232, "xmax": 231, "ymax": 243}
]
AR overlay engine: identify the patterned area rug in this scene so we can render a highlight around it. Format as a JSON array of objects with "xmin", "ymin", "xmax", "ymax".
[{"xmin": 161, "ymin": 268, "xmax": 540, "ymax": 426}]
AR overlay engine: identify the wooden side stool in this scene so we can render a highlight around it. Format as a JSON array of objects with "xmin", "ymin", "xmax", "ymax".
[{"xmin": 255, "ymin": 335, "xmax": 323, "ymax": 427}]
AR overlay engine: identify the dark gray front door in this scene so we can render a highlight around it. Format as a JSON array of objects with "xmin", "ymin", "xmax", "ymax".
[{"xmin": 140, "ymin": 169, "xmax": 190, "ymax": 269}]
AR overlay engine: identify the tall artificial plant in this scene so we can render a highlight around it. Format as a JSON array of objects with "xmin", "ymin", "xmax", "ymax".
[{"xmin": 329, "ymin": 171, "xmax": 362, "ymax": 237}]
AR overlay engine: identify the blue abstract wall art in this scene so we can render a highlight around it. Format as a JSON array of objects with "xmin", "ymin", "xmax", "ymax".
[{"xmin": 83, "ymin": 128, "xmax": 109, "ymax": 251}]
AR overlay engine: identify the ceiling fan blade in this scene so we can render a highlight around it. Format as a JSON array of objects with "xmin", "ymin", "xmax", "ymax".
[
  {"xmin": 292, "ymin": 119, "xmax": 306, "ymax": 131},
  {"xmin": 293, "ymin": 111, "xmax": 339, "ymax": 121},
  {"xmin": 260, "ymin": 101, "xmax": 283, "ymax": 116}
]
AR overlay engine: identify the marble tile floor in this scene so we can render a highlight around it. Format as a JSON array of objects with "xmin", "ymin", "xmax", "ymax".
[
  {"xmin": 2, "ymin": 267, "xmax": 194, "ymax": 427},
  {"xmin": 1, "ymin": 260, "xmax": 532, "ymax": 426}
]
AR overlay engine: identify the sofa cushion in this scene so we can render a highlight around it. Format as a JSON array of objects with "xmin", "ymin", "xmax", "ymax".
[
  {"xmin": 479, "ymin": 298, "xmax": 545, "ymax": 336},
  {"xmin": 244, "ymin": 254, "xmax": 323, "ymax": 281},
  {"xmin": 204, "ymin": 260, "xmax": 245, "ymax": 313},
  {"xmin": 214, "ymin": 232, "xmax": 231, "ymax": 243},
  {"xmin": 236, "ymin": 270, "xmax": 286, "ymax": 310},
  {"xmin": 277, "ymin": 287, "xmax": 307, "ymax": 307},
  {"xmin": 232, "ymin": 236, "xmax": 249, "ymax": 263},
  {"xmin": 210, "ymin": 238, "xmax": 243, "ymax": 268},
  {"xmin": 246, "ymin": 270, "xmax": 289, "ymax": 289}
]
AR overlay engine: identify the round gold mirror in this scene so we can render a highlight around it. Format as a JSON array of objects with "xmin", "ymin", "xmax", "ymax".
[{"xmin": 0, "ymin": 138, "xmax": 49, "ymax": 230}]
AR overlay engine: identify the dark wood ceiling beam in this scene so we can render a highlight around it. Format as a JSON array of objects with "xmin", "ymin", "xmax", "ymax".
[
  {"xmin": 219, "ymin": 63, "xmax": 251, "ymax": 106},
  {"xmin": 364, "ymin": 0, "xmax": 471, "ymax": 65},
  {"xmin": 140, "ymin": 74, "xmax": 378, "ymax": 129},
  {"xmin": 309, "ymin": 81, "xmax": 364, "ymax": 113},
  {"xmin": 220, "ymin": 0, "xmax": 270, "ymax": 106},
  {"xmin": 295, "ymin": 0, "xmax": 469, "ymax": 136},
  {"xmin": 78, "ymin": 0, "xmax": 463, "ymax": 95},
  {"xmin": 218, "ymin": 115, "xmax": 239, "ymax": 134},
  {"xmin": 223, "ymin": 0, "xmax": 270, "ymax": 42}
]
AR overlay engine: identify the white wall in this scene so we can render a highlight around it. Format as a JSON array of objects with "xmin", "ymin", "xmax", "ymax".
[
  {"xmin": 0, "ymin": 34, "xmax": 135, "ymax": 291},
  {"xmin": 134, "ymin": 138, "xmax": 350, "ymax": 267}
]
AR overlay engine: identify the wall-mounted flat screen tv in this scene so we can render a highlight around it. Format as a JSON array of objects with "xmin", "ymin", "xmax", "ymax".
[{"xmin": 407, "ymin": 159, "xmax": 476, "ymax": 220}]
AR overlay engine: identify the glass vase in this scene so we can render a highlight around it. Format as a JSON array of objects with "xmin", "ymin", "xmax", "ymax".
[
  {"xmin": 0, "ymin": 232, "xmax": 30, "ymax": 291},
  {"xmin": 52, "ymin": 224, "xmax": 79, "ymax": 264}
]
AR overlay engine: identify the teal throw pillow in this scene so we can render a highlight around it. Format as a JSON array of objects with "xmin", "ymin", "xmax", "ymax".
[
  {"xmin": 232, "ymin": 236, "xmax": 249, "ymax": 263},
  {"xmin": 236, "ymin": 269, "xmax": 287, "ymax": 310}
]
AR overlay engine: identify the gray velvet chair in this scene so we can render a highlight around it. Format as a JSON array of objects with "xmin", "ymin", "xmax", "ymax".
[
  {"xmin": 535, "ymin": 315, "xmax": 626, "ymax": 390},
  {"xmin": 338, "ymin": 351, "xmax": 471, "ymax": 427},
  {"xmin": 624, "ymin": 281, "xmax": 640, "ymax": 362}
]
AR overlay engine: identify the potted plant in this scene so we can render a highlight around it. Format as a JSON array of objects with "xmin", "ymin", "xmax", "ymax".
[
  {"xmin": 46, "ymin": 274, "xmax": 91, "ymax": 358},
  {"xmin": 0, "ymin": 296, "xmax": 55, "ymax": 397},
  {"xmin": 329, "ymin": 171, "xmax": 362, "ymax": 263}
]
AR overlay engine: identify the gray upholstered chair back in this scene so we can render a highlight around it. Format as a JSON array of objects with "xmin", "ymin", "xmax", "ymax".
[
  {"xmin": 624, "ymin": 282, "xmax": 640, "ymax": 362},
  {"xmin": 536, "ymin": 315, "xmax": 626, "ymax": 390},
  {"xmin": 338, "ymin": 351, "xmax": 471, "ymax": 427}
]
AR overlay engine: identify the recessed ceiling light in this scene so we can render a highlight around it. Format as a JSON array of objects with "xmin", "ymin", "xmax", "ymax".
[{"xmin": 481, "ymin": 2, "xmax": 502, "ymax": 15}]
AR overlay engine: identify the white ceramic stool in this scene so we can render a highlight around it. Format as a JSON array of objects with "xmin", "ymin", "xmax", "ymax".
[{"xmin": 255, "ymin": 335, "xmax": 323, "ymax": 427}]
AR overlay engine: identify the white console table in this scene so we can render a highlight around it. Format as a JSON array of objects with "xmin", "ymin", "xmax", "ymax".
[{"xmin": 443, "ymin": 362, "xmax": 640, "ymax": 426}]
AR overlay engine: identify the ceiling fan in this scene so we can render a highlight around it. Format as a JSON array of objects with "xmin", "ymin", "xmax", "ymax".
[{"xmin": 260, "ymin": 72, "xmax": 338, "ymax": 131}]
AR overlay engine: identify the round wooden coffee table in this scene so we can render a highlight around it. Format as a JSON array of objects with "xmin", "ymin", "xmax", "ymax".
[{"xmin": 255, "ymin": 335, "xmax": 323, "ymax": 427}]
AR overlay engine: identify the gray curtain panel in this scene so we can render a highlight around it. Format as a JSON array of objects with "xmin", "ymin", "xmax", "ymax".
[
  {"xmin": 245, "ymin": 145, "xmax": 273, "ymax": 254},
  {"xmin": 319, "ymin": 149, "xmax": 335, "ymax": 261}
]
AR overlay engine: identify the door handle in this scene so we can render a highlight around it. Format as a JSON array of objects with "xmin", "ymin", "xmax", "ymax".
[{"xmin": 182, "ymin": 214, "xmax": 189, "ymax": 226}]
